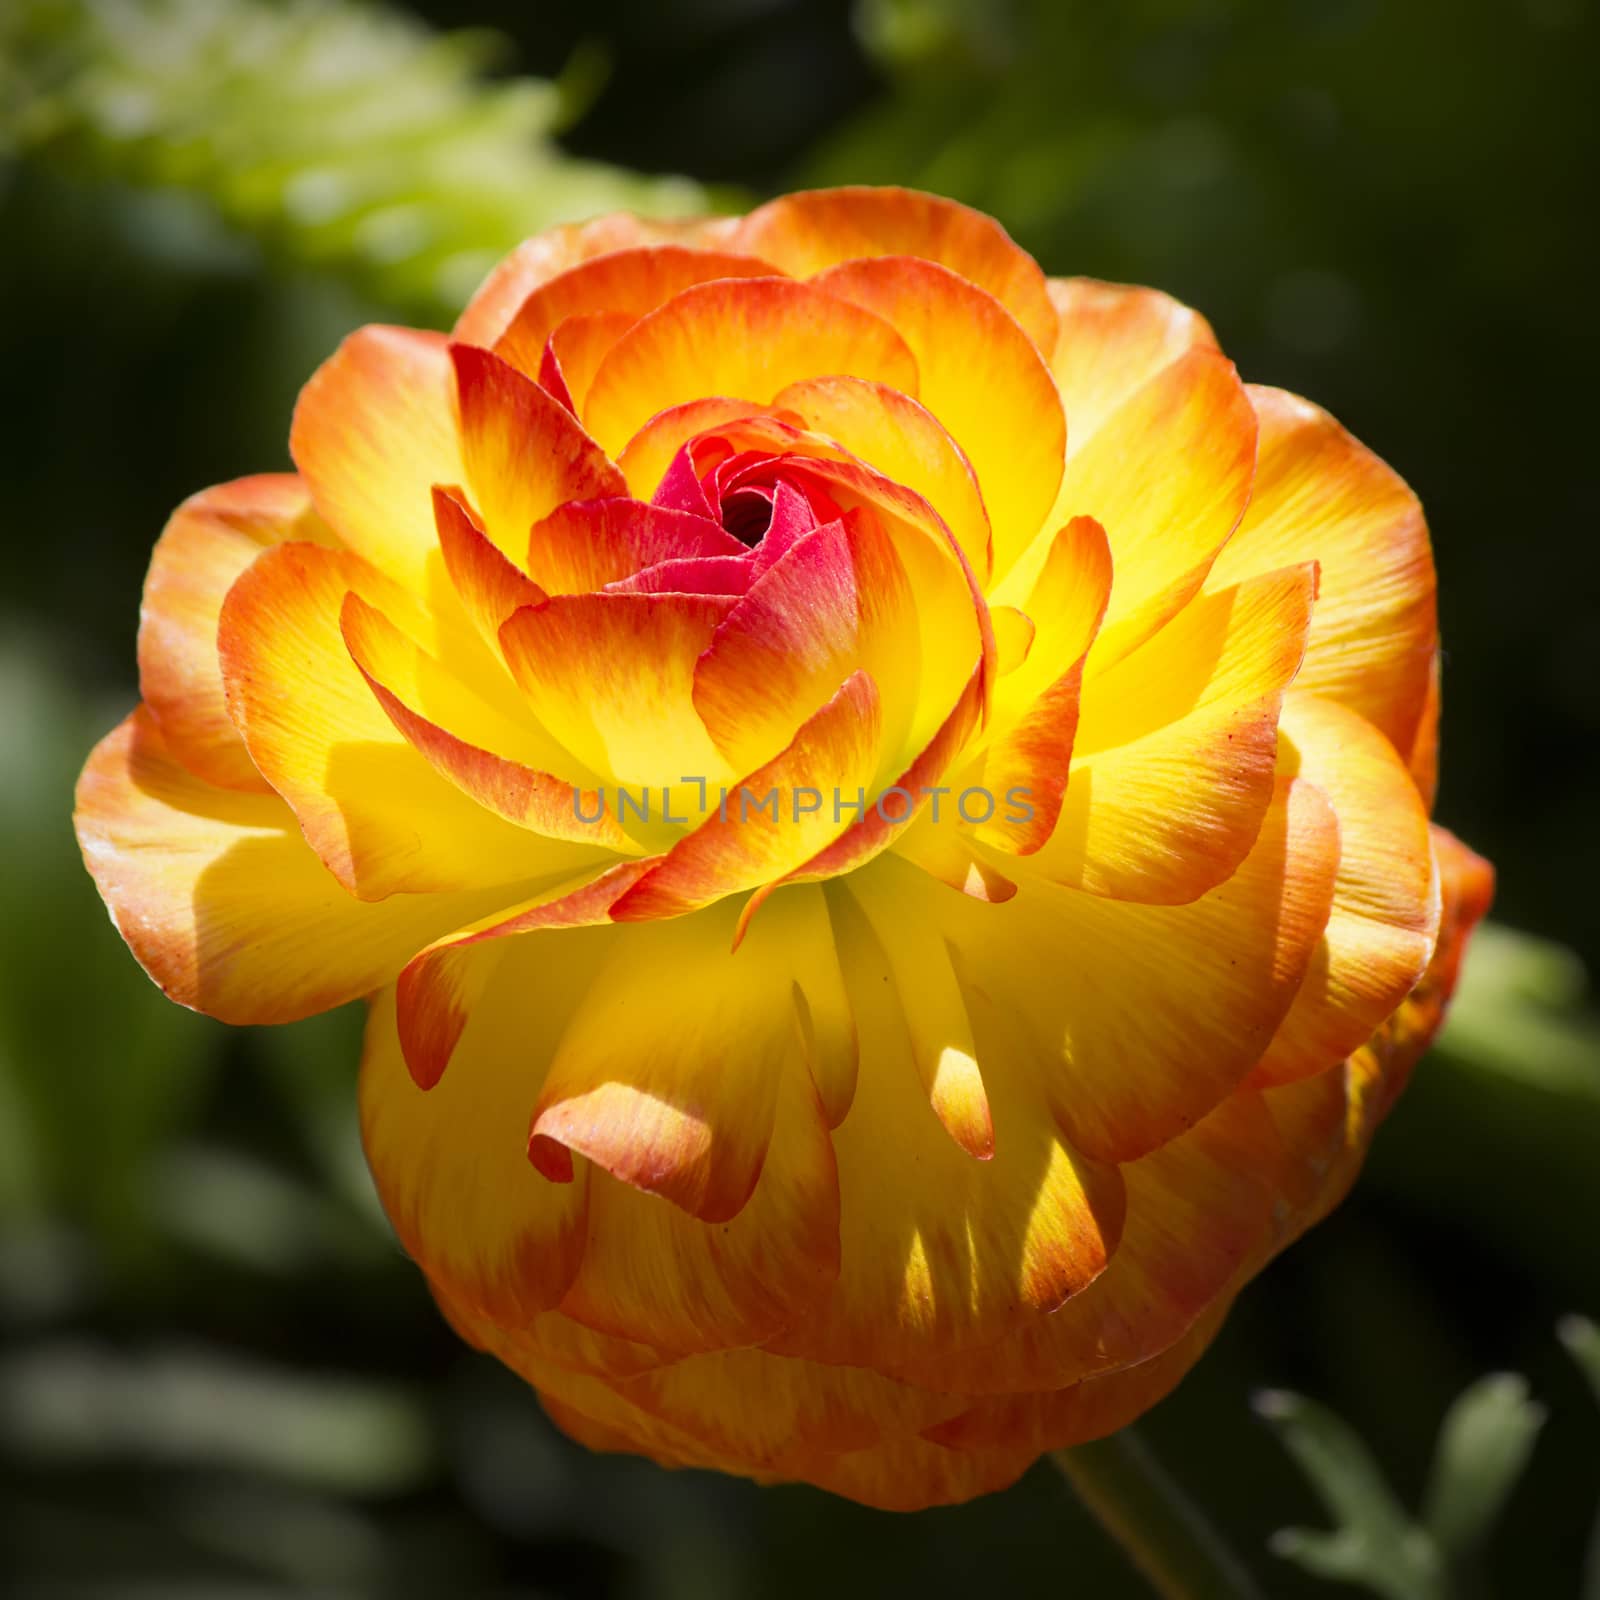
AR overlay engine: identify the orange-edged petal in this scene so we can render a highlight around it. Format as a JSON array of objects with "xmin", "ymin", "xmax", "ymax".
[
  {"xmin": 581, "ymin": 276, "xmax": 919, "ymax": 456},
  {"xmin": 765, "ymin": 875, "xmax": 1123, "ymax": 1371},
  {"xmin": 339, "ymin": 591, "xmax": 629, "ymax": 853},
  {"xmin": 1046, "ymin": 276, "xmax": 1219, "ymax": 454},
  {"xmin": 219, "ymin": 541, "xmax": 566, "ymax": 899},
  {"xmin": 1030, "ymin": 564, "xmax": 1317, "ymax": 902},
  {"xmin": 395, "ymin": 862, "xmax": 653, "ymax": 1090},
  {"xmin": 611, "ymin": 671, "xmax": 884, "ymax": 924},
  {"xmin": 926, "ymin": 1299, "xmax": 1230, "ymax": 1458},
  {"xmin": 360, "ymin": 968, "xmax": 596, "ymax": 1325},
  {"xmin": 432, "ymin": 485, "xmax": 545, "ymax": 649},
  {"xmin": 527, "ymin": 497, "xmax": 743, "ymax": 596},
  {"xmin": 528, "ymin": 890, "xmax": 826, "ymax": 1222},
  {"xmin": 499, "ymin": 589, "xmax": 734, "ymax": 792},
  {"xmin": 493, "ymin": 245, "xmax": 778, "ymax": 379},
  {"xmin": 813, "ymin": 256, "xmax": 1063, "ymax": 579},
  {"xmin": 976, "ymin": 516, "xmax": 1112, "ymax": 854},
  {"xmin": 733, "ymin": 186, "xmax": 1059, "ymax": 354},
  {"xmin": 1207, "ymin": 385, "xmax": 1437, "ymax": 759},
  {"xmin": 555, "ymin": 1047, "xmax": 838, "ymax": 1356},
  {"xmin": 138, "ymin": 474, "xmax": 332, "ymax": 792},
  {"xmin": 1009, "ymin": 348, "xmax": 1257, "ymax": 664},
  {"xmin": 74, "ymin": 709, "xmax": 524, "ymax": 1024},
  {"xmin": 1248, "ymin": 693, "xmax": 1440, "ymax": 1087},
  {"xmin": 533, "ymin": 310, "xmax": 634, "ymax": 414},
  {"xmin": 956, "ymin": 778, "xmax": 1340, "ymax": 1164},
  {"xmin": 450, "ymin": 343, "xmax": 625, "ymax": 566},
  {"xmin": 452, "ymin": 212, "xmax": 741, "ymax": 346},
  {"xmin": 921, "ymin": 1093, "xmax": 1278, "ymax": 1395},
  {"xmin": 290, "ymin": 325, "xmax": 463, "ymax": 590}
]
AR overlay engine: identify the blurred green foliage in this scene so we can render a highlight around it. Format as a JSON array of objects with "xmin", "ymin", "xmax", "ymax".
[
  {"xmin": 1, "ymin": 0, "xmax": 1597, "ymax": 1595},
  {"xmin": 2, "ymin": 0, "xmax": 705, "ymax": 320}
]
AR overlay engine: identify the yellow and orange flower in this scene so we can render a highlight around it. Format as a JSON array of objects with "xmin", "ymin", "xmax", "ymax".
[{"xmin": 76, "ymin": 186, "xmax": 1492, "ymax": 1509}]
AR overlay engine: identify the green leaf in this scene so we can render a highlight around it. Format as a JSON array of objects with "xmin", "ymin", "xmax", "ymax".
[
  {"xmin": 1254, "ymin": 1390, "xmax": 1447, "ymax": 1600},
  {"xmin": 1421, "ymin": 1373, "xmax": 1545, "ymax": 1565},
  {"xmin": 1559, "ymin": 1318, "xmax": 1600, "ymax": 1600},
  {"xmin": 2, "ymin": 0, "xmax": 711, "ymax": 321}
]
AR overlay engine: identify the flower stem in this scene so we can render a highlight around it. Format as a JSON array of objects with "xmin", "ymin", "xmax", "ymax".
[{"xmin": 1052, "ymin": 1431, "xmax": 1265, "ymax": 1600}]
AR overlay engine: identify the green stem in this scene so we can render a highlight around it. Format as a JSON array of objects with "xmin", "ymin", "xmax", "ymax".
[{"xmin": 1053, "ymin": 1431, "xmax": 1265, "ymax": 1600}]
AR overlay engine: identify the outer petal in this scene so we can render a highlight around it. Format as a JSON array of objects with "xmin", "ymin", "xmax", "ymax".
[
  {"xmin": 921, "ymin": 1095, "xmax": 1278, "ymax": 1395},
  {"xmin": 75, "ymin": 709, "xmax": 521, "ymax": 1024},
  {"xmin": 493, "ymin": 246, "xmax": 778, "ymax": 379},
  {"xmin": 556, "ymin": 1048, "xmax": 839, "ymax": 1355},
  {"xmin": 733, "ymin": 186, "xmax": 1059, "ymax": 354},
  {"xmin": 1046, "ymin": 277, "xmax": 1219, "ymax": 454},
  {"xmin": 1249, "ymin": 694, "xmax": 1440, "ymax": 1086},
  {"xmin": 580, "ymin": 277, "xmax": 919, "ymax": 456},
  {"xmin": 449, "ymin": 343, "xmax": 626, "ymax": 566},
  {"xmin": 967, "ymin": 778, "xmax": 1340, "ymax": 1164},
  {"xmin": 814, "ymin": 256, "xmax": 1064, "ymax": 578},
  {"xmin": 1206, "ymin": 385, "xmax": 1437, "ymax": 757},
  {"xmin": 138, "ymin": 474, "xmax": 332, "ymax": 792},
  {"xmin": 290, "ymin": 326, "xmax": 464, "ymax": 590},
  {"xmin": 1009, "ymin": 348, "xmax": 1257, "ymax": 664},
  {"xmin": 1029, "ymin": 565, "xmax": 1317, "ymax": 902},
  {"xmin": 766, "ymin": 877, "xmax": 1125, "ymax": 1372},
  {"xmin": 219, "ymin": 541, "xmax": 568, "ymax": 898},
  {"xmin": 528, "ymin": 891, "xmax": 823, "ymax": 1222},
  {"xmin": 360, "ymin": 965, "xmax": 597, "ymax": 1325},
  {"xmin": 452, "ymin": 212, "xmax": 742, "ymax": 347}
]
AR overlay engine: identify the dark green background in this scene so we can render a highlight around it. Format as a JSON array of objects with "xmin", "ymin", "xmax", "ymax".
[{"xmin": 2, "ymin": 1, "xmax": 1597, "ymax": 1595}]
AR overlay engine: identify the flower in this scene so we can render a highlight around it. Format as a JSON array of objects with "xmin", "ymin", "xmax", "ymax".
[{"xmin": 76, "ymin": 186, "xmax": 1492, "ymax": 1509}]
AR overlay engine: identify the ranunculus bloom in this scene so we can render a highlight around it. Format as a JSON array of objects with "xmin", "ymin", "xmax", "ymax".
[{"xmin": 77, "ymin": 187, "xmax": 1492, "ymax": 1508}]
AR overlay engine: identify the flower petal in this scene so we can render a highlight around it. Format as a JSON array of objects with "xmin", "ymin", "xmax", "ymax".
[
  {"xmin": 554, "ymin": 1044, "xmax": 839, "ymax": 1356},
  {"xmin": 961, "ymin": 777, "xmax": 1340, "ymax": 1164},
  {"xmin": 766, "ymin": 877, "xmax": 1124, "ymax": 1371},
  {"xmin": 499, "ymin": 590, "xmax": 735, "ymax": 792},
  {"xmin": 734, "ymin": 186, "xmax": 1059, "ymax": 353},
  {"xmin": 360, "ymin": 969, "xmax": 596, "ymax": 1324},
  {"xmin": 1249, "ymin": 693, "xmax": 1440, "ymax": 1087},
  {"xmin": 1009, "ymin": 348, "xmax": 1257, "ymax": 664},
  {"xmin": 774, "ymin": 374, "xmax": 992, "ymax": 578},
  {"xmin": 611, "ymin": 671, "xmax": 885, "ymax": 923},
  {"xmin": 449, "ymin": 342, "xmax": 625, "ymax": 566},
  {"xmin": 580, "ymin": 277, "xmax": 919, "ymax": 456},
  {"xmin": 1029, "ymin": 564, "xmax": 1318, "ymax": 902},
  {"xmin": 74, "ymin": 709, "xmax": 519, "ymax": 1024},
  {"xmin": 219, "ymin": 541, "xmax": 564, "ymax": 898},
  {"xmin": 1046, "ymin": 277, "xmax": 1219, "ymax": 454},
  {"xmin": 527, "ymin": 497, "xmax": 743, "ymax": 596},
  {"xmin": 529, "ymin": 891, "xmax": 827, "ymax": 1222},
  {"xmin": 339, "ymin": 590, "xmax": 629, "ymax": 853},
  {"xmin": 813, "ymin": 256, "xmax": 1064, "ymax": 578},
  {"xmin": 493, "ymin": 245, "xmax": 778, "ymax": 379},
  {"xmin": 290, "ymin": 325, "xmax": 464, "ymax": 590},
  {"xmin": 1206, "ymin": 385, "xmax": 1437, "ymax": 758},
  {"xmin": 976, "ymin": 516, "xmax": 1112, "ymax": 854},
  {"xmin": 138, "ymin": 474, "xmax": 332, "ymax": 792},
  {"xmin": 453, "ymin": 213, "xmax": 742, "ymax": 346}
]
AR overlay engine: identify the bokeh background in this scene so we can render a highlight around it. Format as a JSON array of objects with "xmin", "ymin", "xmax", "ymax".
[{"xmin": 3, "ymin": 1, "xmax": 1598, "ymax": 1594}]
